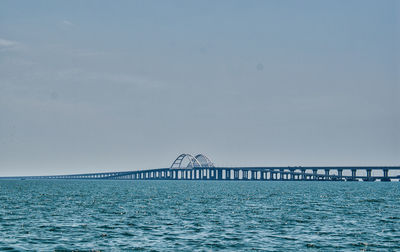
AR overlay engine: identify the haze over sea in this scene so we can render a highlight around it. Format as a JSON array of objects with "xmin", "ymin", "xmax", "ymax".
[{"xmin": 0, "ymin": 180, "xmax": 399, "ymax": 251}]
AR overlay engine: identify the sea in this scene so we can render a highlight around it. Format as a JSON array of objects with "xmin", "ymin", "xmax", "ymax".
[{"xmin": 0, "ymin": 180, "xmax": 399, "ymax": 251}]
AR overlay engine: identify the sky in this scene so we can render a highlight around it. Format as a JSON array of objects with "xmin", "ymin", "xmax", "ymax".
[{"xmin": 0, "ymin": 0, "xmax": 399, "ymax": 176}]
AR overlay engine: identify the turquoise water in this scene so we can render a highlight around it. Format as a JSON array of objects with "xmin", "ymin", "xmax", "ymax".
[{"xmin": 0, "ymin": 180, "xmax": 399, "ymax": 251}]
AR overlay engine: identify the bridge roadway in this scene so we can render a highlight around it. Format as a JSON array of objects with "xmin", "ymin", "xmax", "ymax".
[{"xmin": 2, "ymin": 166, "xmax": 400, "ymax": 182}]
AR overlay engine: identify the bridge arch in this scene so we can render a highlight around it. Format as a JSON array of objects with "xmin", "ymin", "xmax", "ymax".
[
  {"xmin": 170, "ymin": 154, "xmax": 202, "ymax": 169},
  {"xmin": 195, "ymin": 154, "xmax": 214, "ymax": 168}
]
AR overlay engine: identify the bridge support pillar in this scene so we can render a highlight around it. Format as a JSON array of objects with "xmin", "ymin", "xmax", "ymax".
[
  {"xmin": 251, "ymin": 170, "xmax": 257, "ymax": 180},
  {"xmin": 210, "ymin": 169, "xmax": 216, "ymax": 180},
  {"xmin": 225, "ymin": 169, "xmax": 231, "ymax": 180},
  {"xmin": 324, "ymin": 169, "xmax": 330, "ymax": 180},
  {"xmin": 234, "ymin": 170, "xmax": 239, "ymax": 180},
  {"xmin": 289, "ymin": 169, "xmax": 295, "ymax": 180},
  {"xmin": 363, "ymin": 169, "xmax": 373, "ymax": 181},
  {"xmin": 349, "ymin": 169, "xmax": 357, "ymax": 181},
  {"xmin": 338, "ymin": 169, "xmax": 343, "ymax": 181},
  {"xmin": 382, "ymin": 169, "xmax": 390, "ymax": 182},
  {"xmin": 261, "ymin": 171, "xmax": 267, "ymax": 180},
  {"xmin": 301, "ymin": 169, "xmax": 306, "ymax": 180},
  {"xmin": 312, "ymin": 169, "xmax": 318, "ymax": 180},
  {"xmin": 243, "ymin": 170, "xmax": 248, "ymax": 180},
  {"xmin": 217, "ymin": 169, "xmax": 223, "ymax": 180}
]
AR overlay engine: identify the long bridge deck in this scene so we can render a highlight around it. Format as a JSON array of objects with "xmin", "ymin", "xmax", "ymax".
[
  {"xmin": 2, "ymin": 166, "xmax": 400, "ymax": 182},
  {"xmin": 1, "ymin": 154, "xmax": 399, "ymax": 182}
]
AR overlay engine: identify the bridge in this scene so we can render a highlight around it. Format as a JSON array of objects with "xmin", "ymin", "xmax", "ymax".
[{"xmin": 1, "ymin": 153, "xmax": 400, "ymax": 182}]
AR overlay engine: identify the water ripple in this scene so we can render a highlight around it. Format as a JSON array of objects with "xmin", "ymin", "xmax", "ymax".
[{"xmin": 0, "ymin": 180, "xmax": 399, "ymax": 250}]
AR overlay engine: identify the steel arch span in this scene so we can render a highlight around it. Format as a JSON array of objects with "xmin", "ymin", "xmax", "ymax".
[
  {"xmin": 170, "ymin": 154, "xmax": 202, "ymax": 169},
  {"xmin": 195, "ymin": 154, "xmax": 214, "ymax": 168},
  {"xmin": 170, "ymin": 153, "xmax": 215, "ymax": 169}
]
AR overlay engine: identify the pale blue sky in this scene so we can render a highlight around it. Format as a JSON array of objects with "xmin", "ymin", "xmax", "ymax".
[{"xmin": 0, "ymin": 0, "xmax": 399, "ymax": 176}]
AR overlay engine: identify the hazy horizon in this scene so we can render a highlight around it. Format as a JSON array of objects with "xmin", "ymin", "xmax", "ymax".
[{"xmin": 1, "ymin": 0, "xmax": 399, "ymax": 176}]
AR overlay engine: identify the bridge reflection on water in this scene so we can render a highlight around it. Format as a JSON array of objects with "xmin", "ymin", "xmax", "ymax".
[{"xmin": 2, "ymin": 154, "xmax": 400, "ymax": 182}]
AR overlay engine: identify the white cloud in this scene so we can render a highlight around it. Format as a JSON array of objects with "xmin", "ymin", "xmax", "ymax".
[
  {"xmin": 62, "ymin": 20, "xmax": 73, "ymax": 26},
  {"xmin": 0, "ymin": 38, "xmax": 20, "ymax": 51}
]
